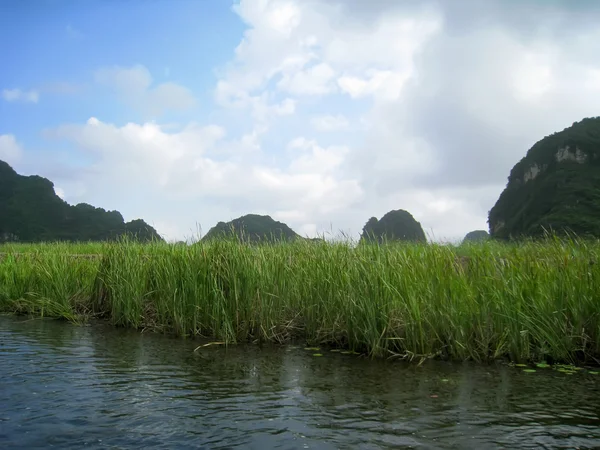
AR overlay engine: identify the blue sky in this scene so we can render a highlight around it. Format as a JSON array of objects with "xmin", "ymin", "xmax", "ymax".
[
  {"xmin": 0, "ymin": 0, "xmax": 241, "ymax": 140},
  {"xmin": 2, "ymin": 0, "xmax": 600, "ymax": 242}
]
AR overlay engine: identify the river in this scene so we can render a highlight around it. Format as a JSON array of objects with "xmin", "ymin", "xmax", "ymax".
[{"xmin": 1, "ymin": 315, "xmax": 599, "ymax": 449}]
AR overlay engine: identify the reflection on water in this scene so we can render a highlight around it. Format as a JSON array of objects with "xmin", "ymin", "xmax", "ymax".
[{"xmin": 1, "ymin": 315, "xmax": 599, "ymax": 449}]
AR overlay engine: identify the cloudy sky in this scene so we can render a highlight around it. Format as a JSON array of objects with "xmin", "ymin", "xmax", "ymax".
[{"xmin": 1, "ymin": 0, "xmax": 600, "ymax": 243}]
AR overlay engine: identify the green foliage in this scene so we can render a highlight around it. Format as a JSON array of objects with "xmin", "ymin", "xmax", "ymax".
[
  {"xmin": 202, "ymin": 214, "xmax": 303, "ymax": 243},
  {"xmin": 0, "ymin": 160, "xmax": 163, "ymax": 243},
  {"xmin": 489, "ymin": 117, "xmax": 600, "ymax": 239},
  {"xmin": 0, "ymin": 250, "xmax": 100, "ymax": 321},
  {"xmin": 360, "ymin": 209, "xmax": 427, "ymax": 244},
  {"xmin": 4, "ymin": 237, "xmax": 600, "ymax": 364}
]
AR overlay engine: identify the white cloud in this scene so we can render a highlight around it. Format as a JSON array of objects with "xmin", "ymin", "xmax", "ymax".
[
  {"xmin": 277, "ymin": 62, "xmax": 336, "ymax": 95},
  {"xmin": 287, "ymin": 136, "xmax": 349, "ymax": 174},
  {"xmin": 44, "ymin": 117, "xmax": 362, "ymax": 241},
  {"xmin": 214, "ymin": 80, "xmax": 296, "ymax": 125},
  {"xmin": 0, "ymin": 135, "xmax": 23, "ymax": 164},
  {"xmin": 337, "ymin": 70, "xmax": 410, "ymax": 101},
  {"xmin": 510, "ymin": 46, "xmax": 557, "ymax": 102},
  {"xmin": 14, "ymin": 0, "xmax": 600, "ymax": 244},
  {"xmin": 208, "ymin": 0, "xmax": 600, "ymax": 241},
  {"xmin": 2, "ymin": 88, "xmax": 39, "ymax": 103},
  {"xmin": 310, "ymin": 114, "xmax": 349, "ymax": 132},
  {"xmin": 94, "ymin": 65, "xmax": 196, "ymax": 116},
  {"xmin": 215, "ymin": 0, "xmax": 441, "ymax": 109}
]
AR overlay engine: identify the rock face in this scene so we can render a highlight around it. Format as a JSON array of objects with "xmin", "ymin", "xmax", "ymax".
[
  {"xmin": 0, "ymin": 160, "xmax": 163, "ymax": 243},
  {"xmin": 463, "ymin": 230, "xmax": 489, "ymax": 243},
  {"xmin": 202, "ymin": 214, "xmax": 302, "ymax": 243},
  {"xmin": 360, "ymin": 209, "xmax": 426, "ymax": 243},
  {"xmin": 488, "ymin": 117, "xmax": 600, "ymax": 239}
]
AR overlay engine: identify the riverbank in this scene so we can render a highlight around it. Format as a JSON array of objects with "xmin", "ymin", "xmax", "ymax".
[{"xmin": 1, "ymin": 238, "xmax": 599, "ymax": 364}]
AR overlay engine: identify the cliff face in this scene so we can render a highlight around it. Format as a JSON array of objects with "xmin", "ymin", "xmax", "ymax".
[
  {"xmin": 360, "ymin": 209, "xmax": 426, "ymax": 243},
  {"xmin": 0, "ymin": 160, "xmax": 163, "ymax": 243},
  {"xmin": 202, "ymin": 214, "xmax": 302, "ymax": 243},
  {"xmin": 488, "ymin": 117, "xmax": 600, "ymax": 239}
]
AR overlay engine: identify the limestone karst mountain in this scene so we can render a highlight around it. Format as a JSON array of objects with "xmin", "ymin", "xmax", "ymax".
[
  {"xmin": 463, "ymin": 230, "xmax": 490, "ymax": 243},
  {"xmin": 488, "ymin": 117, "xmax": 600, "ymax": 239},
  {"xmin": 202, "ymin": 213, "xmax": 302, "ymax": 243},
  {"xmin": 360, "ymin": 209, "xmax": 427, "ymax": 243},
  {"xmin": 0, "ymin": 160, "xmax": 162, "ymax": 243}
]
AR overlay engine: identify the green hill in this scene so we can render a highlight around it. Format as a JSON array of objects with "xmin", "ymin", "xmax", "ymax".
[
  {"xmin": 488, "ymin": 117, "xmax": 600, "ymax": 239},
  {"xmin": 462, "ymin": 230, "xmax": 490, "ymax": 243},
  {"xmin": 360, "ymin": 209, "xmax": 426, "ymax": 244},
  {"xmin": 0, "ymin": 160, "xmax": 162, "ymax": 243},
  {"xmin": 202, "ymin": 214, "xmax": 302, "ymax": 243}
]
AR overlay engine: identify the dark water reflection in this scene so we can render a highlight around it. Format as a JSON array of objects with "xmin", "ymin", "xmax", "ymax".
[{"xmin": 1, "ymin": 316, "xmax": 599, "ymax": 449}]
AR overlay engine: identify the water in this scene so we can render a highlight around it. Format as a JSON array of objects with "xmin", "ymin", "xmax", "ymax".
[{"xmin": 1, "ymin": 316, "xmax": 599, "ymax": 449}]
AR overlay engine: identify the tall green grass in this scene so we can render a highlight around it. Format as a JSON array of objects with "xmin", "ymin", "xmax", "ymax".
[{"xmin": 1, "ymin": 237, "xmax": 599, "ymax": 364}]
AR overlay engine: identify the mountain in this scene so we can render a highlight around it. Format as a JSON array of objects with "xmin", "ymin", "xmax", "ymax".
[
  {"xmin": 462, "ymin": 230, "xmax": 490, "ymax": 243},
  {"xmin": 488, "ymin": 117, "xmax": 600, "ymax": 239},
  {"xmin": 0, "ymin": 160, "xmax": 163, "ymax": 243},
  {"xmin": 202, "ymin": 214, "xmax": 302, "ymax": 243},
  {"xmin": 360, "ymin": 209, "xmax": 427, "ymax": 243}
]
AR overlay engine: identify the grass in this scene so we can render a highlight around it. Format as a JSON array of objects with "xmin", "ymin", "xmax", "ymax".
[{"xmin": 1, "ymin": 236, "xmax": 599, "ymax": 364}]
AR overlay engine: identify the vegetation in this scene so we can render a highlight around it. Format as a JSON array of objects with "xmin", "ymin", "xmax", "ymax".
[
  {"xmin": 463, "ymin": 230, "xmax": 490, "ymax": 243},
  {"xmin": 489, "ymin": 116, "xmax": 600, "ymax": 240},
  {"xmin": 0, "ymin": 160, "xmax": 163, "ymax": 243},
  {"xmin": 202, "ymin": 213, "xmax": 303, "ymax": 243},
  {"xmin": 360, "ymin": 209, "xmax": 427, "ymax": 244},
  {"xmin": 2, "ymin": 237, "xmax": 599, "ymax": 365}
]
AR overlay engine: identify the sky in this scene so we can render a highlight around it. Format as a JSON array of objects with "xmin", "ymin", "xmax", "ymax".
[{"xmin": 1, "ymin": 0, "xmax": 600, "ymax": 243}]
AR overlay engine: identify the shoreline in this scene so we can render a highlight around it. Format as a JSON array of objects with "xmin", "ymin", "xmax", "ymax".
[{"xmin": 1, "ymin": 238, "xmax": 599, "ymax": 366}]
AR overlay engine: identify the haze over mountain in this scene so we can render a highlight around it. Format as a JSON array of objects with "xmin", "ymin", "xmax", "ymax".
[{"xmin": 2, "ymin": 0, "xmax": 600, "ymax": 242}]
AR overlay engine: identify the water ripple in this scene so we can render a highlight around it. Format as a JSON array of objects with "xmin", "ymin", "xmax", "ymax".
[{"xmin": 1, "ymin": 317, "xmax": 600, "ymax": 449}]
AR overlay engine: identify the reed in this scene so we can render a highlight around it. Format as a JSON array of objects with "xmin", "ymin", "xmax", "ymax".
[{"xmin": 1, "ymin": 236, "xmax": 599, "ymax": 364}]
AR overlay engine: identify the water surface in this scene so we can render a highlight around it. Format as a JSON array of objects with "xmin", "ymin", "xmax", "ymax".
[{"xmin": 1, "ymin": 315, "xmax": 599, "ymax": 449}]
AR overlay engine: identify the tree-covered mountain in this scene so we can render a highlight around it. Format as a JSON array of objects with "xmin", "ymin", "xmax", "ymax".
[
  {"xmin": 462, "ymin": 230, "xmax": 489, "ymax": 243},
  {"xmin": 488, "ymin": 117, "xmax": 600, "ymax": 239},
  {"xmin": 360, "ymin": 209, "xmax": 427, "ymax": 243},
  {"xmin": 0, "ymin": 160, "xmax": 162, "ymax": 243},
  {"xmin": 202, "ymin": 214, "xmax": 302, "ymax": 243}
]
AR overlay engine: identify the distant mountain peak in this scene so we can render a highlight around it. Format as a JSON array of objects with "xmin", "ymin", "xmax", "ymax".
[
  {"xmin": 0, "ymin": 160, "xmax": 163, "ymax": 243},
  {"xmin": 360, "ymin": 209, "xmax": 426, "ymax": 243},
  {"xmin": 202, "ymin": 213, "xmax": 302, "ymax": 243}
]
